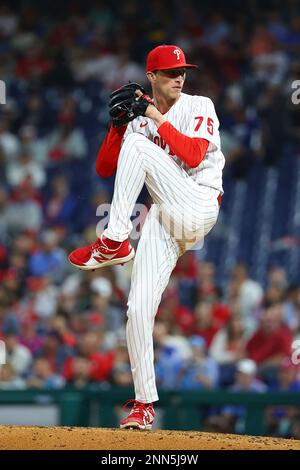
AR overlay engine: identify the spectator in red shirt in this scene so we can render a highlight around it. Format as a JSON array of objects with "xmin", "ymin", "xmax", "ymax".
[
  {"xmin": 193, "ymin": 301, "xmax": 219, "ymax": 348},
  {"xmin": 157, "ymin": 291, "xmax": 196, "ymax": 336},
  {"xmin": 63, "ymin": 331, "xmax": 114, "ymax": 383},
  {"xmin": 246, "ymin": 303, "xmax": 292, "ymax": 380},
  {"xmin": 16, "ymin": 42, "xmax": 52, "ymax": 80},
  {"xmin": 198, "ymin": 261, "xmax": 217, "ymax": 300}
]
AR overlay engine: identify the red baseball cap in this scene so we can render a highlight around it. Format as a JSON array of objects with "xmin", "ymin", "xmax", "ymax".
[{"xmin": 146, "ymin": 45, "xmax": 197, "ymax": 72}]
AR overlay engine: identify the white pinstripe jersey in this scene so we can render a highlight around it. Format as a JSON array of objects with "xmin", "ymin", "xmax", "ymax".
[{"xmin": 123, "ymin": 92, "xmax": 225, "ymax": 194}]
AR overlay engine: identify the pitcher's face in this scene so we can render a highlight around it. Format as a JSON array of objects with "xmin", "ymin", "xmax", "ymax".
[{"xmin": 147, "ymin": 67, "xmax": 186, "ymax": 100}]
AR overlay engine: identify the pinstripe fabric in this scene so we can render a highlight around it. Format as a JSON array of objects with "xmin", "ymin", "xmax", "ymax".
[
  {"xmin": 127, "ymin": 198, "xmax": 218, "ymax": 403},
  {"xmin": 126, "ymin": 205, "xmax": 179, "ymax": 402},
  {"xmin": 104, "ymin": 133, "xmax": 220, "ymax": 243},
  {"xmin": 104, "ymin": 133, "xmax": 220, "ymax": 403}
]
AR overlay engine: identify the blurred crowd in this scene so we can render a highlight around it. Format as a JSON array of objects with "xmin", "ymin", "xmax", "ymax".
[{"xmin": 1, "ymin": 0, "xmax": 300, "ymax": 438}]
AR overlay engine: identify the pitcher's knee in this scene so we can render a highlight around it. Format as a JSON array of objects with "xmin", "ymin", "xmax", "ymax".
[
  {"xmin": 127, "ymin": 297, "xmax": 155, "ymax": 322},
  {"xmin": 124, "ymin": 132, "xmax": 148, "ymax": 144},
  {"xmin": 121, "ymin": 133, "xmax": 150, "ymax": 162}
]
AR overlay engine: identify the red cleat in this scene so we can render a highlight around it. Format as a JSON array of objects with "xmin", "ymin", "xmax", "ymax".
[
  {"xmin": 68, "ymin": 234, "xmax": 135, "ymax": 271},
  {"xmin": 120, "ymin": 400, "xmax": 155, "ymax": 431}
]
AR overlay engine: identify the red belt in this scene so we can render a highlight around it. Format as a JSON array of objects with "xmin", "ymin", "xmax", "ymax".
[{"xmin": 218, "ymin": 193, "xmax": 222, "ymax": 206}]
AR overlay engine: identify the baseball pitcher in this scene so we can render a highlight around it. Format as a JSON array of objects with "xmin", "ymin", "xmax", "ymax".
[{"xmin": 69, "ymin": 45, "xmax": 225, "ymax": 430}]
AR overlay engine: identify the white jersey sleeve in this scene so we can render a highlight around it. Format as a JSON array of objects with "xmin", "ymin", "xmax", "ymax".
[{"xmin": 186, "ymin": 96, "xmax": 221, "ymax": 152}]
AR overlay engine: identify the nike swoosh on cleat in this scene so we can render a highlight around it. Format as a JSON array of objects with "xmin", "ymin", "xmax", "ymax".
[{"xmin": 140, "ymin": 122, "xmax": 148, "ymax": 128}]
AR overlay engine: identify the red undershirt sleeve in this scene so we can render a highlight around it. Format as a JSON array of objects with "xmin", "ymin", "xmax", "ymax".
[
  {"xmin": 95, "ymin": 125, "xmax": 127, "ymax": 178},
  {"xmin": 157, "ymin": 121, "xmax": 209, "ymax": 168}
]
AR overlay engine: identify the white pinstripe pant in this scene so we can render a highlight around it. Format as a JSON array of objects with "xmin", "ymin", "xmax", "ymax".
[{"xmin": 104, "ymin": 133, "xmax": 220, "ymax": 403}]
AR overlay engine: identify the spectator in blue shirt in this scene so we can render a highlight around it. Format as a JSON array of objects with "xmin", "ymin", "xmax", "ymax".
[
  {"xmin": 180, "ymin": 336, "xmax": 219, "ymax": 390},
  {"xmin": 29, "ymin": 229, "xmax": 68, "ymax": 282}
]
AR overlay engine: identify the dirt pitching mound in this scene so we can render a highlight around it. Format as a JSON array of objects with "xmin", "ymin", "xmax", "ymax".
[{"xmin": 0, "ymin": 426, "xmax": 299, "ymax": 450}]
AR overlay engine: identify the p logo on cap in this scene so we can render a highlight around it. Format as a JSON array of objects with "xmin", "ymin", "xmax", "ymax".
[{"xmin": 173, "ymin": 49, "xmax": 181, "ymax": 61}]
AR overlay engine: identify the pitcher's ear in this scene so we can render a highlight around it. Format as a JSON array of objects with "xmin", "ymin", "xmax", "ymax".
[{"xmin": 146, "ymin": 71, "xmax": 156, "ymax": 83}]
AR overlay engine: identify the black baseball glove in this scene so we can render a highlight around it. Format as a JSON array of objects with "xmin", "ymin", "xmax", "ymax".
[{"xmin": 109, "ymin": 83, "xmax": 154, "ymax": 128}]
